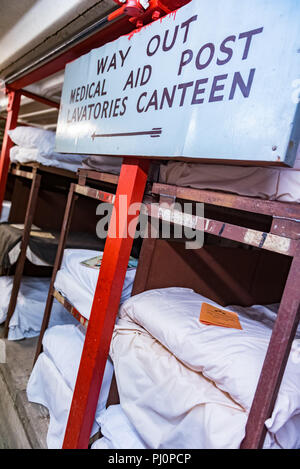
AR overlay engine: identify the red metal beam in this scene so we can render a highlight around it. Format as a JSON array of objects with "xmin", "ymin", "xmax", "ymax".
[
  {"xmin": 241, "ymin": 244, "xmax": 300, "ymax": 448},
  {"xmin": 8, "ymin": 16, "xmax": 134, "ymax": 91},
  {"xmin": 0, "ymin": 91, "xmax": 21, "ymax": 215},
  {"xmin": 62, "ymin": 157, "xmax": 149, "ymax": 448},
  {"xmin": 19, "ymin": 89, "xmax": 60, "ymax": 109}
]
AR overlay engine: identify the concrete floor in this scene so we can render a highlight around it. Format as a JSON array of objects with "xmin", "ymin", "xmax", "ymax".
[{"xmin": 0, "ymin": 325, "xmax": 49, "ymax": 449}]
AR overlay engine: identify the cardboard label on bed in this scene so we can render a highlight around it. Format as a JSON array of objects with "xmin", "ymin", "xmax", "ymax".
[{"xmin": 200, "ymin": 303, "xmax": 242, "ymax": 330}]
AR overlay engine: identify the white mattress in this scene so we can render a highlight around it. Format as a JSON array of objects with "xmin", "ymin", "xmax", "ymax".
[
  {"xmin": 27, "ymin": 324, "xmax": 113, "ymax": 449},
  {"xmin": 0, "ymin": 276, "xmax": 78, "ymax": 340},
  {"xmin": 159, "ymin": 162, "xmax": 300, "ymax": 203},
  {"xmin": 112, "ymin": 288, "xmax": 300, "ymax": 449},
  {"xmin": 6, "ymin": 223, "xmax": 52, "ymax": 267},
  {"xmin": 10, "ymin": 145, "xmax": 86, "ymax": 173},
  {"xmin": 54, "ymin": 249, "xmax": 136, "ymax": 320}
]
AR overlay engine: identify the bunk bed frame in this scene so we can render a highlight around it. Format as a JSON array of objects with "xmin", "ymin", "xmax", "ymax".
[
  {"xmin": 0, "ymin": 1, "xmax": 299, "ymax": 451},
  {"xmin": 2, "ymin": 162, "xmax": 78, "ymax": 337},
  {"xmin": 34, "ymin": 164, "xmax": 158, "ymax": 362},
  {"xmin": 34, "ymin": 168, "xmax": 119, "ymax": 362}
]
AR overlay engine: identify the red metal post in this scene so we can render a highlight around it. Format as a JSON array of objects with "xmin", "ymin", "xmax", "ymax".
[
  {"xmin": 0, "ymin": 90, "xmax": 21, "ymax": 216},
  {"xmin": 62, "ymin": 157, "xmax": 149, "ymax": 449}
]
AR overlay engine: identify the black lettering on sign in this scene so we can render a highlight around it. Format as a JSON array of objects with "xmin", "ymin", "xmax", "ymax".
[
  {"xmin": 217, "ymin": 36, "xmax": 236, "ymax": 66},
  {"xmin": 97, "ymin": 46, "xmax": 131, "ymax": 74},
  {"xmin": 239, "ymin": 28, "xmax": 264, "ymax": 60},
  {"xmin": 229, "ymin": 68, "xmax": 256, "ymax": 99},
  {"xmin": 191, "ymin": 79, "xmax": 208, "ymax": 105},
  {"xmin": 196, "ymin": 43, "xmax": 215, "ymax": 70},
  {"xmin": 123, "ymin": 65, "xmax": 152, "ymax": 91},
  {"xmin": 178, "ymin": 49, "xmax": 193, "ymax": 76},
  {"xmin": 181, "ymin": 15, "xmax": 198, "ymax": 43}
]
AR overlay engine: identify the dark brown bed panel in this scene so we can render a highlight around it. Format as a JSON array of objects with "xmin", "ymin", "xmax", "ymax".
[{"xmin": 132, "ymin": 237, "xmax": 291, "ymax": 307}]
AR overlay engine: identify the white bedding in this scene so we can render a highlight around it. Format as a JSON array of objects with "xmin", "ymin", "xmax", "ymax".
[
  {"xmin": 27, "ymin": 324, "xmax": 113, "ymax": 449},
  {"xmin": 0, "ymin": 276, "xmax": 78, "ymax": 340},
  {"xmin": 113, "ymin": 288, "xmax": 300, "ymax": 449},
  {"xmin": 91, "ymin": 405, "xmax": 146, "ymax": 450},
  {"xmin": 0, "ymin": 201, "xmax": 12, "ymax": 223},
  {"xmin": 82, "ymin": 155, "xmax": 122, "ymax": 175},
  {"xmin": 159, "ymin": 162, "xmax": 300, "ymax": 203},
  {"xmin": 10, "ymin": 145, "xmax": 86, "ymax": 173},
  {"xmin": 54, "ymin": 249, "xmax": 136, "ymax": 320}
]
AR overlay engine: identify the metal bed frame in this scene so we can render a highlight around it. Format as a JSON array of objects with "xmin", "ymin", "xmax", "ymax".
[
  {"xmin": 139, "ymin": 182, "xmax": 300, "ymax": 449},
  {"xmin": 3, "ymin": 162, "xmax": 77, "ymax": 338},
  {"xmin": 33, "ymin": 168, "xmax": 119, "ymax": 363}
]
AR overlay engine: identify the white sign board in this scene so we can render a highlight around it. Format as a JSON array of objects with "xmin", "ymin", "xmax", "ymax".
[{"xmin": 56, "ymin": 0, "xmax": 300, "ymax": 165}]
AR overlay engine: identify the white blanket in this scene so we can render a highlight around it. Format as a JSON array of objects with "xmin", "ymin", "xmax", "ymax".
[
  {"xmin": 115, "ymin": 288, "xmax": 300, "ymax": 448},
  {"xmin": 159, "ymin": 162, "xmax": 300, "ymax": 203},
  {"xmin": 82, "ymin": 155, "xmax": 122, "ymax": 175},
  {"xmin": 91, "ymin": 405, "xmax": 146, "ymax": 450},
  {"xmin": 10, "ymin": 146, "xmax": 85, "ymax": 173},
  {"xmin": 54, "ymin": 249, "xmax": 136, "ymax": 320},
  {"xmin": 27, "ymin": 324, "xmax": 113, "ymax": 449},
  {"xmin": 0, "ymin": 276, "xmax": 78, "ymax": 340}
]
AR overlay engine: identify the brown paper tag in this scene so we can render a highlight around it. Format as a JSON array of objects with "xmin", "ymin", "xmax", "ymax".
[{"xmin": 200, "ymin": 302, "xmax": 242, "ymax": 330}]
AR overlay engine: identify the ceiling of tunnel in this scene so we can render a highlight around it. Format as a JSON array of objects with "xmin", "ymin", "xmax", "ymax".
[{"xmin": 0, "ymin": 0, "xmax": 117, "ymax": 130}]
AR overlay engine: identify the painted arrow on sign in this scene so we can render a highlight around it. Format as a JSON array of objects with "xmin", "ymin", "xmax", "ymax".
[{"xmin": 91, "ymin": 128, "xmax": 162, "ymax": 140}]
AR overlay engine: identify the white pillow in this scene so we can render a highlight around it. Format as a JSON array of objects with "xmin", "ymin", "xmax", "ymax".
[
  {"xmin": 42, "ymin": 324, "xmax": 113, "ymax": 420},
  {"xmin": 8, "ymin": 126, "xmax": 55, "ymax": 155},
  {"xmin": 119, "ymin": 287, "xmax": 300, "ymax": 437},
  {"xmin": 10, "ymin": 145, "xmax": 40, "ymax": 163}
]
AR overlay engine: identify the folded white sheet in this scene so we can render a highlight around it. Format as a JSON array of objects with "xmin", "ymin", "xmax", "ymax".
[
  {"xmin": 27, "ymin": 324, "xmax": 113, "ymax": 448},
  {"xmin": 8, "ymin": 126, "xmax": 56, "ymax": 154},
  {"xmin": 112, "ymin": 314, "xmax": 300, "ymax": 449},
  {"xmin": 91, "ymin": 405, "xmax": 146, "ymax": 450},
  {"xmin": 27, "ymin": 353, "xmax": 88, "ymax": 449},
  {"xmin": 119, "ymin": 288, "xmax": 300, "ymax": 447},
  {"xmin": 111, "ymin": 320, "xmax": 250, "ymax": 449},
  {"xmin": 54, "ymin": 249, "xmax": 136, "ymax": 320},
  {"xmin": 10, "ymin": 146, "xmax": 85, "ymax": 172},
  {"xmin": 0, "ymin": 276, "xmax": 78, "ymax": 340},
  {"xmin": 159, "ymin": 162, "xmax": 300, "ymax": 203}
]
